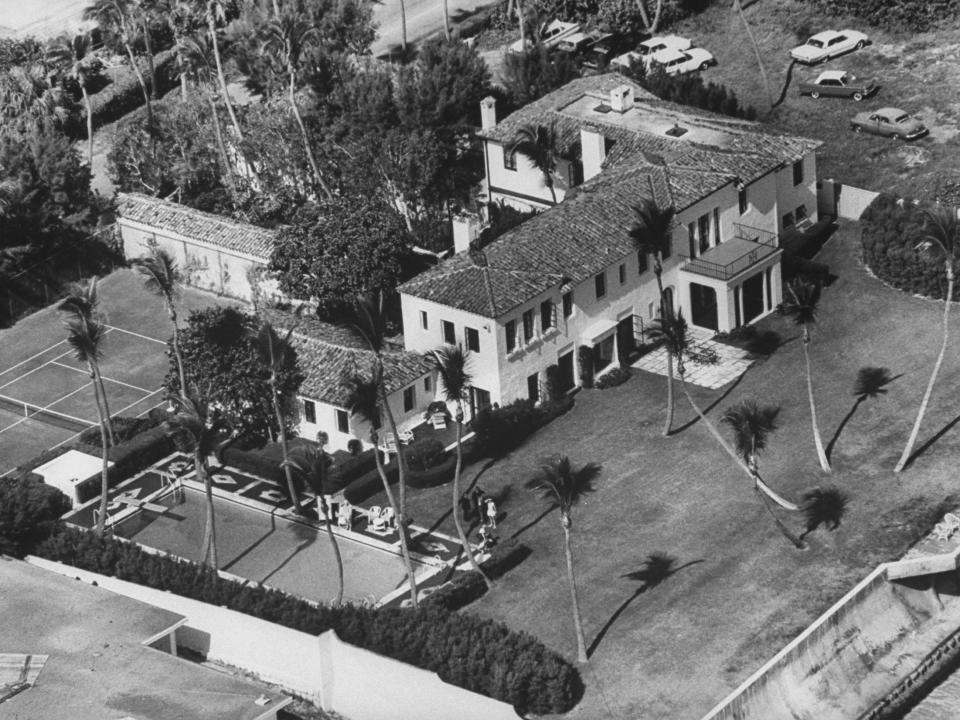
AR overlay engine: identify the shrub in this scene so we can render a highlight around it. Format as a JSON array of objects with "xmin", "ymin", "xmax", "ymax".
[
  {"xmin": 404, "ymin": 437, "xmax": 447, "ymax": 471},
  {"xmin": 544, "ymin": 364, "xmax": 563, "ymax": 401},
  {"xmin": 34, "ymin": 528, "xmax": 583, "ymax": 713},
  {"xmin": 347, "ymin": 438, "xmax": 363, "ymax": 455},
  {"xmin": 407, "ymin": 454, "xmax": 456, "ymax": 490},
  {"xmin": 595, "ymin": 365, "xmax": 631, "ymax": 389},
  {"xmin": 88, "ymin": 48, "xmax": 180, "ymax": 128},
  {"xmin": 343, "ymin": 460, "xmax": 398, "ymax": 504},
  {"xmin": 471, "ymin": 396, "xmax": 574, "ymax": 458},
  {"xmin": 619, "ymin": 63, "xmax": 757, "ymax": 120},
  {"xmin": 221, "ymin": 445, "xmax": 286, "ymax": 484},
  {"xmin": 0, "ymin": 475, "xmax": 71, "ymax": 557},
  {"xmin": 808, "ymin": 0, "xmax": 959, "ymax": 32},
  {"xmin": 577, "ymin": 345, "xmax": 594, "ymax": 389},
  {"xmin": 78, "ymin": 415, "xmax": 162, "ymax": 447},
  {"xmin": 424, "ymin": 539, "xmax": 532, "ymax": 611},
  {"xmin": 861, "ymin": 194, "xmax": 951, "ymax": 301},
  {"xmin": 328, "ymin": 447, "xmax": 379, "ymax": 491}
]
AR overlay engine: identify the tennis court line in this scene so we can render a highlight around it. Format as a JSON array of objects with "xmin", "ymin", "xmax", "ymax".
[
  {"xmin": 0, "ymin": 339, "xmax": 66, "ymax": 378},
  {"xmin": 0, "ymin": 380, "xmax": 97, "ymax": 436},
  {"xmin": 106, "ymin": 325, "xmax": 167, "ymax": 345},
  {"xmin": 49, "ymin": 360, "xmax": 156, "ymax": 395},
  {"xmin": 0, "ymin": 347, "xmax": 77, "ymax": 393}
]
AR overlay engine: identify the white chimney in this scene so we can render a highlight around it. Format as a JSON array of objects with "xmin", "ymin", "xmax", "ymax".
[
  {"xmin": 580, "ymin": 126, "xmax": 606, "ymax": 182},
  {"xmin": 480, "ymin": 96, "xmax": 497, "ymax": 130},
  {"xmin": 452, "ymin": 213, "xmax": 482, "ymax": 254},
  {"xmin": 610, "ymin": 85, "xmax": 634, "ymax": 114}
]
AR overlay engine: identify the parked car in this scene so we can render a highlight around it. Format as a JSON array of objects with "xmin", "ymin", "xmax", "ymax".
[
  {"xmin": 557, "ymin": 29, "xmax": 613, "ymax": 59},
  {"xmin": 790, "ymin": 29, "xmax": 869, "ymax": 64},
  {"xmin": 636, "ymin": 34, "xmax": 692, "ymax": 58},
  {"xmin": 649, "ymin": 47, "xmax": 716, "ymax": 75},
  {"xmin": 798, "ymin": 70, "xmax": 877, "ymax": 101},
  {"xmin": 849, "ymin": 107, "xmax": 928, "ymax": 140},
  {"xmin": 509, "ymin": 19, "xmax": 580, "ymax": 53}
]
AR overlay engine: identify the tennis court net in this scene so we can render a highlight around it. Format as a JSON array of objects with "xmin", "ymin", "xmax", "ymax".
[{"xmin": 0, "ymin": 393, "xmax": 95, "ymax": 434}]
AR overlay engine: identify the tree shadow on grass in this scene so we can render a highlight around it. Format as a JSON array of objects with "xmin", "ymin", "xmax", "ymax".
[
  {"xmin": 901, "ymin": 412, "xmax": 960, "ymax": 472},
  {"xmin": 421, "ymin": 458, "xmax": 500, "ymax": 538},
  {"xmin": 587, "ymin": 553, "xmax": 704, "ymax": 659},
  {"xmin": 670, "ymin": 372, "xmax": 745, "ymax": 436},
  {"xmin": 825, "ymin": 367, "xmax": 899, "ymax": 461}
]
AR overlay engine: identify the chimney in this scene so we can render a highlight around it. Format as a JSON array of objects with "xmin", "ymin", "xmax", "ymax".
[
  {"xmin": 610, "ymin": 85, "xmax": 634, "ymax": 114},
  {"xmin": 452, "ymin": 213, "xmax": 482, "ymax": 254},
  {"xmin": 580, "ymin": 126, "xmax": 606, "ymax": 182},
  {"xmin": 480, "ymin": 96, "xmax": 497, "ymax": 130}
]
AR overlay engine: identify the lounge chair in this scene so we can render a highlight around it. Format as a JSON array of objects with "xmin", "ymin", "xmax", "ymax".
[
  {"xmin": 430, "ymin": 412, "xmax": 447, "ymax": 430},
  {"xmin": 397, "ymin": 428, "xmax": 415, "ymax": 444}
]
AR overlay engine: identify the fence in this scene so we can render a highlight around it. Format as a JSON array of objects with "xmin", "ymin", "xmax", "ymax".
[{"xmin": 817, "ymin": 180, "xmax": 881, "ymax": 220}]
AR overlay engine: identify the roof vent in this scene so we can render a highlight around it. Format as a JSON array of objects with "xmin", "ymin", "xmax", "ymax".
[
  {"xmin": 593, "ymin": 103, "xmax": 612, "ymax": 114},
  {"xmin": 610, "ymin": 85, "xmax": 635, "ymax": 113},
  {"xmin": 665, "ymin": 124, "xmax": 688, "ymax": 137}
]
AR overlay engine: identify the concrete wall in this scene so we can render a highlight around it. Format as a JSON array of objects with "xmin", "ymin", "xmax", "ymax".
[
  {"xmin": 485, "ymin": 141, "xmax": 560, "ymax": 210},
  {"xmin": 27, "ymin": 557, "xmax": 521, "ymax": 720},
  {"xmin": 774, "ymin": 152, "xmax": 820, "ymax": 230},
  {"xmin": 817, "ymin": 180, "xmax": 881, "ymax": 221}
]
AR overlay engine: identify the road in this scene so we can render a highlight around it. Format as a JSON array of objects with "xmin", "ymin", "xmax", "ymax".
[{"xmin": 369, "ymin": 0, "xmax": 504, "ymax": 56}]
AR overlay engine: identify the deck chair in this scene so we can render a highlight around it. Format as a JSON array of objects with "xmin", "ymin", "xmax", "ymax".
[
  {"xmin": 397, "ymin": 428, "xmax": 415, "ymax": 444},
  {"xmin": 370, "ymin": 506, "xmax": 387, "ymax": 532},
  {"xmin": 430, "ymin": 412, "xmax": 447, "ymax": 430},
  {"xmin": 382, "ymin": 432, "xmax": 398, "ymax": 452}
]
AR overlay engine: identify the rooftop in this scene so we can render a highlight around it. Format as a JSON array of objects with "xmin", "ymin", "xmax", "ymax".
[
  {"xmin": 0, "ymin": 557, "xmax": 287, "ymax": 720},
  {"xmin": 117, "ymin": 193, "xmax": 277, "ymax": 261}
]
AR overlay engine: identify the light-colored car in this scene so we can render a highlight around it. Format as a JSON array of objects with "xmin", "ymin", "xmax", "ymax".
[
  {"xmin": 611, "ymin": 34, "xmax": 692, "ymax": 70},
  {"xmin": 649, "ymin": 47, "xmax": 716, "ymax": 75},
  {"xmin": 798, "ymin": 70, "xmax": 878, "ymax": 101},
  {"xmin": 509, "ymin": 19, "xmax": 580, "ymax": 53},
  {"xmin": 849, "ymin": 107, "xmax": 927, "ymax": 140},
  {"xmin": 790, "ymin": 29, "xmax": 869, "ymax": 64}
]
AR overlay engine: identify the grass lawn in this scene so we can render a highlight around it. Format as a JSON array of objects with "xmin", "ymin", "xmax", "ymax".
[
  {"xmin": 362, "ymin": 220, "xmax": 960, "ymax": 719},
  {"xmin": 668, "ymin": 2, "xmax": 960, "ymax": 200}
]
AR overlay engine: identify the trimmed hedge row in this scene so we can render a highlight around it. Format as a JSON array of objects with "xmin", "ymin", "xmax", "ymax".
[
  {"xmin": 595, "ymin": 366, "xmax": 631, "ymax": 389},
  {"xmin": 342, "ymin": 454, "xmax": 458, "ymax": 504},
  {"xmin": 221, "ymin": 444, "xmax": 286, "ymax": 485},
  {"xmin": 424, "ymin": 539, "xmax": 532, "ymax": 612},
  {"xmin": 471, "ymin": 396, "xmax": 575, "ymax": 458},
  {"xmin": 77, "ymin": 414, "xmax": 163, "ymax": 448},
  {"xmin": 89, "ymin": 48, "xmax": 179, "ymax": 129},
  {"xmin": 0, "ymin": 475, "xmax": 71, "ymax": 557},
  {"xmin": 861, "ymin": 195, "xmax": 950, "ymax": 301},
  {"xmin": 74, "ymin": 424, "xmax": 175, "ymax": 484},
  {"xmin": 34, "ymin": 528, "xmax": 582, "ymax": 714}
]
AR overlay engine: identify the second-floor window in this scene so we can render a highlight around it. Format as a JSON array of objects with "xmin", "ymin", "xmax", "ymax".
[
  {"xmin": 541, "ymin": 300, "xmax": 554, "ymax": 331},
  {"xmin": 466, "ymin": 326, "xmax": 480, "ymax": 353},
  {"xmin": 505, "ymin": 319, "xmax": 517, "ymax": 353},
  {"xmin": 595, "ymin": 272, "xmax": 606, "ymax": 299},
  {"xmin": 713, "ymin": 208, "xmax": 721, "ymax": 245},
  {"xmin": 504, "ymin": 148, "xmax": 517, "ymax": 171},
  {"xmin": 638, "ymin": 251, "xmax": 648, "ymax": 274},
  {"xmin": 403, "ymin": 386, "xmax": 415, "ymax": 412},
  {"xmin": 793, "ymin": 159, "xmax": 803, "ymax": 186},
  {"xmin": 419, "ymin": 310, "xmax": 428, "ymax": 330},
  {"xmin": 618, "ymin": 264, "xmax": 626, "ymax": 285},
  {"xmin": 304, "ymin": 399, "xmax": 316, "ymax": 424},
  {"xmin": 562, "ymin": 291, "xmax": 573, "ymax": 318},
  {"xmin": 442, "ymin": 320, "xmax": 455, "ymax": 345},
  {"xmin": 738, "ymin": 186, "xmax": 748, "ymax": 214},
  {"xmin": 336, "ymin": 409, "xmax": 349, "ymax": 434},
  {"xmin": 522, "ymin": 309, "xmax": 534, "ymax": 342}
]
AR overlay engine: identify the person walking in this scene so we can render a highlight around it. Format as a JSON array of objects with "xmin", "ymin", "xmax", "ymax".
[{"xmin": 485, "ymin": 497, "xmax": 498, "ymax": 529}]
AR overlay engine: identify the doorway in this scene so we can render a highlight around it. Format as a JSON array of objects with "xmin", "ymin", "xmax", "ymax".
[
  {"xmin": 690, "ymin": 283, "xmax": 718, "ymax": 331},
  {"xmin": 558, "ymin": 351, "xmax": 575, "ymax": 393},
  {"xmin": 743, "ymin": 273, "xmax": 764, "ymax": 324},
  {"xmin": 616, "ymin": 316, "xmax": 635, "ymax": 361}
]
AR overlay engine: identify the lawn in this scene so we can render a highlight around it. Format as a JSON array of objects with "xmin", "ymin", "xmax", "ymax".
[
  {"xmin": 361, "ymin": 220, "xmax": 960, "ymax": 719},
  {"xmin": 668, "ymin": 1, "xmax": 960, "ymax": 200}
]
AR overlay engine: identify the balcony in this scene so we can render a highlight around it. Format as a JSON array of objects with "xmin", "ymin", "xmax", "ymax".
[{"xmin": 679, "ymin": 224, "xmax": 780, "ymax": 282}]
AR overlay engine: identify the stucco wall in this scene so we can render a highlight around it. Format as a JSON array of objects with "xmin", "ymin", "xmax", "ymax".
[
  {"xmin": 774, "ymin": 152, "xmax": 820, "ymax": 232},
  {"xmin": 485, "ymin": 141, "xmax": 560, "ymax": 210}
]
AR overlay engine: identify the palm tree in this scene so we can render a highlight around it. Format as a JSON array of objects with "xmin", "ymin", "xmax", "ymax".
[
  {"xmin": 527, "ymin": 455, "xmax": 601, "ymax": 663},
  {"xmin": 646, "ymin": 310, "xmax": 799, "ymax": 511},
  {"xmin": 895, "ymin": 206, "xmax": 960, "ymax": 472},
  {"xmin": 130, "ymin": 0, "xmax": 158, "ymax": 99},
  {"xmin": 781, "ymin": 278, "xmax": 830, "ymax": 472},
  {"xmin": 163, "ymin": 390, "xmax": 230, "ymax": 569},
  {"xmin": 130, "ymin": 247, "xmax": 188, "ymax": 399},
  {"xmin": 442, "ymin": 0, "xmax": 451, "ymax": 41},
  {"xmin": 344, "ymin": 370, "xmax": 420, "ymax": 608},
  {"xmin": 799, "ymin": 486, "xmax": 849, "ymax": 543},
  {"xmin": 430, "ymin": 345, "xmax": 491, "ymax": 586},
  {"xmin": 507, "ymin": 123, "xmax": 561, "ymax": 205},
  {"xmin": 46, "ymin": 33, "xmax": 96, "ymax": 166},
  {"xmin": 252, "ymin": 320, "xmax": 303, "ymax": 514},
  {"xmin": 721, "ymin": 399, "xmax": 802, "ymax": 548},
  {"xmin": 733, "ymin": 0, "xmax": 773, "ymax": 110},
  {"xmin": 58, "ymin": 279, "xmax": 116, "ymax": 447},
  {"xmin": 629, "ymin": 197, "xmax": 677, "ymax": 435},
  {"xmin": 64, "ymin": 315, "xmax": 111, "ymax": 536},
  {"xmin": 282, "ymin": 441, "xmax": 344, "ymax": 605},
  {"xmin": 145, "ymin": 0, "xmax": 195, "ymax": 99},
  {"xmin": 258, "ymin": 13, "xmax": 333, "ymax": 200},
  {"xmin": 84, "ymin": 0, "xmax": 154, "ymax": 130},
  {"xmin": 198, "ymin": 0, "xmax": 246, "ymax": 143}
]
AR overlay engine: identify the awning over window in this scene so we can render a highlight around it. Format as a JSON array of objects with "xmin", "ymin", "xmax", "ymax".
[{"xmin": 582, "ymin": 317, "xmax": 618, "ymax": 344}]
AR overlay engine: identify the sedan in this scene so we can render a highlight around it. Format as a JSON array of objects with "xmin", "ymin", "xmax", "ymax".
[
  {"xmin": 790, "ymin": 29, "xmax": 869, "ymax": 64},
  {"xmin": 798, "ymin": 70, "xmax": 877, "ymax": 101},
  {"xmin": 649, "ymin": 47, "xmax": 716, "ymax": 75},
  {"xmin": 849, "ymin": 108, "xmax": 928, "ymax": 140}
]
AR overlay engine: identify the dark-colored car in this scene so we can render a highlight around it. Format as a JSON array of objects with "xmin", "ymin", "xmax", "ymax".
[
  {"xmin": 849, "ymin": 107, "xmax": 928, "ymax": 140},
  {"xmin": 799, "ymin": 70, "xmax": 877, "ymax": 101}
]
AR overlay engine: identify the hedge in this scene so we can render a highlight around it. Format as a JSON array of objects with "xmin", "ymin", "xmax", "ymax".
[
  {"xmin": 328, "ymin": 447, "xmax": 379, "ymax": 491},
  {"xmin": 342, "ymin": 453, "xmax": 458, "ymax": 503},
  {"xmin": 89, "ymin": 48, "xmax": 179, "ymax": 129},
  {"xmin": 0, "ymin": 475, "xmax": 71, "ymax": 557},
  {"xmin": 77, "ymin": 414, "xmax": 163, "ymax": 448},
  {"xmin": 221, "ymin": 445, "xmax": 286, "ymax": 485},
  {"xmin": 595, "ymin": 366, "xmax": 631, "ymax": 389},
  {"xmin": 861, "ymin": 194, "xmax": 950, "ymax": 301},
  {"xmin": 424, "ymin": 539, "xmax": 532, "ymax": 612},
  {"xmin": 72, "ymin": 424, "xmax": 174, "ymax": 484},
  {"xmin": 34, "ymin": 528, "xmax": 582, "ymax": 714},
  {"xmin": 808, "ymin": 0, "xmax": 959, "ymax": 31},
  {"xmin": 471, "ymin": 396, "xmax": 575, "ymax": 458}
]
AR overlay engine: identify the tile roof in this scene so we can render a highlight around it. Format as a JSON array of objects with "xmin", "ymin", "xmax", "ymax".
[
  {"xmin": 117, "ymin": 192, "xmax": 276, "ymax": 261},
  {"xmin": 265, "ymin": 308, "xmax": 432, "ymax": 408}
]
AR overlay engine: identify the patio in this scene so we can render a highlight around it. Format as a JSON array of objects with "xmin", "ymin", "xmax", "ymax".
[{"xmin": 631, "ymin": 326, "xmax": 754, "ymax": 389}]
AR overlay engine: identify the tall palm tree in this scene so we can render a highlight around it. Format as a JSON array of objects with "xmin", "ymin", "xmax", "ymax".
[
  {"xmin": 252, "ymin": 320, "xmax": 303, "ymax": 514},
  {"xmin": 84, "ymin": 0, "xmax": 154, "ymax": 130},
  {"xmin": 442, "ymin": 0, "xmax": 451, "ymax": 41},
  {"xmin": 629, "ymin": 197, "xmax": 677, "ymax": 435},
  {"xmin": 130, "ymin": 0, "xmax": 158, "ymax": 99},
  {"xmin": 198, "ymin": 0, "xmax": 246, "ymax": 143},
  {"xmin": 895, "ymin": 206, "xmax": 960, "ymax": 472},
  {"xmin": 430, "ymin": 345, "xmax": 491, "ymax": 586},
  {"xmin": 46, "ymin": 33, "xmax": 96, "ymax": 166},
  {"xmin": 721, "ymin": 399, "xmax": 802, "ymax": 548},
  {"xmin": 130, "ymin": 247, "xmax": 188, "ymax": 399},
  {"xmin": 781, "ymin": 278, "xmax": 830, "ymax": 472},
  {"xmin": 145, "ymin": 0, "xmax": 195, "ymax": 99},
  {"xmin": 163, "ymin": 390, "xmax": 230, "ymax": 569},
  {"xmin": 646, "ymin": 310, "xmax": 799, "ymax": 511},
  {"xmin": 58, "ymin": 279, "xmax": 116, "ymax": 447},
  {"xmin": 799, "ymin": 486, "xmax": 849, "ymax": 543},
  {"xmin": 527, "ymin": 455, "xmax": 600, "ymax": 663},
  {"xmin": 259, "ymin": 12, "xmax": 333, "ymax": 200},
  {"xmin": 344, "ymin": 370, "xmax": 420, "ymax": 608},
  {"xmin": 282, "ymin": 442, "xmax": 344, "ymax": 605},
  {"xmin": 508, "ymin": 123, "xmax": 561, "ymax": 205},
  {"xmin": 64, "ymin": 315, "xmax": 112, "ymax": 536}
]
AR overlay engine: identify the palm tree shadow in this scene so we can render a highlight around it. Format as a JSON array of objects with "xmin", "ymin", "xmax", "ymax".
[
  {"xmin": 508, "ymin": 503, "xmax": 557, "ymax": 540},
  {"xmin": 587, "ymin": 553, "xmax": 704, "ymax": 659},
  {"xmin": 670, "ymin": 372, "xmax": 745, "ymax": 436},
  {"xmin": 901, "ymin": 412, "xmax": 960, "ymax": 471},
  {"xmin": 825, "ymin": 368, "xmax": 899, "ymax": 461}
]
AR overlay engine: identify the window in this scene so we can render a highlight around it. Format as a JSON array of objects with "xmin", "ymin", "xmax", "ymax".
[
  {"xmin": 336, "ymin": 409, "xmax": 349, "ymax": 434},
  {"xmin": 687, "ymin": 221, "xmax": 696, "ymax": 257},
  {"xmin": 466, "ymin": 326, "xmax": 480, "ymax": 352},
  {"xmin": 419, "ymin": 310, "xmax": 428, "ymax": 330},
  {"xmin": 424, "ymin": 376, "xmax": 432, "ymax": 393},
  {"xmin": 505, "ymin": 320, "xmax": 517, "ymax": 353},
  {"xmin": 522, "ymin": 309, "xmax": 534, "ymax": 342},
  {"xmin": 527, "ymin": 373, "xmax": 540, "ymax": 402},
  {"xmin": 637, "ymin": 251, "xmax": 648, "ymax": 274},
  {"xmin": 403, "ymin": 386, "xmax": 415, "ymax": 412},
  {"xmin": 595, "ymin": 272, "xmax": 606, "ymax": 299},
  {"xmin": 661, "ymin": 230, "xmax": 671, "ymax": 259},
  {"xmin": 792, "ymin": 159, "xmax": 803, "ymax": 186},
  {"xmin": 796, "ymin": 204, "xmax": 808, "ymax": 222},
  {"xmin": 618, "ymin": 263, "xmax": 626, "ymax": 285},
  {"xmin": 541, "ymin": 299, "xmax": 554, "ymax": 331},
  {"xmin": 562, "ymin": 291, "xmax": 573, "ymax": 318},
  {"xmin": 442, "ymin": 320, "xmax": 456, "ymax": 345},
  {"xmin": 738, "ymin": 187, "xmax": 748, "ymax": 215},
  {"xmin": 783, "ymin": 211, "xmax": 795, "ymax": 228},
  {"xmin": 713, "ymin": 208, "xmax": 721, "ymax": 245},
  {"xmin": 303, "ymin": 399, "xmax": 316, "ymax": 424},
  {"xmin": 504, "ymin": 148, "xmax": 517, "ymax": 171},
  {"xmin": 698, "ymin": 214, "xmax": 710, "ymax": 254}
]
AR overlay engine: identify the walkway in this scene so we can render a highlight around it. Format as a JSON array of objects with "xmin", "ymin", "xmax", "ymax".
[{"xmin": 631, "ymin": 327, "xmax": 754, "ymax": 389}]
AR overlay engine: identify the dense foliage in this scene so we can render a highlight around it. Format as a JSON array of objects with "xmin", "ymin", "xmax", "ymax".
[
  {"xmin": 861, "ymin": 195, "xmax": 951, "ymax": 300},
  {"xmin": 77, "ymin": 414, "xmax": 164, "ymax": 447},
  {"xmin": 0, "ymin": 475, "xmax": 71, "ymax": 557},
  {"xmin": 621, "ymin": 63, "xmax": 757, "ymax": 120},
  {"xmin": 35, "ymin": 528, "xmax": 582, "ymax": 714},
  {"xmin": 502, "ymin": 45, "xmax": 579, "ymax": 108},
  {"xmin": 471, "ymin": 397, "xmax": 575, "ymax": 457},
  {"xmin": 424, "ymin": 539, "xmax": 532, "ymax": 611},
  {"xmin": 809, "ymin": 0, "xmax": 958, "ymax": 32},
  {"xmin": 169, "ymin": 307, "xmax": 305, "ymax": 437}
]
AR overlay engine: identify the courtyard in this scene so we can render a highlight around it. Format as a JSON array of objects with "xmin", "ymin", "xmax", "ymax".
[{"xmin": 362, "ymin": 220, "xmax": 960, "ymax": 719}]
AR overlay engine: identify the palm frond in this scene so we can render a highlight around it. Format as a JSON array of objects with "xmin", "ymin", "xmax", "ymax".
[
  {"xmin": 343, "ymin": 372, "xmax": 381, "ymax": 430},
  {"xmin": 780, "ymin": 277, "xmax": 820, "ymax": 327},
  {"xmin": 801, "ymin": 486, "xmax": 849, "ymax": 533},
  {"xmin": 343, "ymin": 293, "xmax": 387, "ymax": 353},
  {"xmin": 58, "ymin": 277, "xmax": 100, "ymax": 321},
  {"xmin": 64, "ymin": 315, "xmax": 107, "ymax": 363},
  {"xmin": 853, "ymin": 366, "xmax": 893, "ymax": 399},
  {"xmin": 721, "ymin": 399, "xmax": 780, "ymax": 461},
  {"xmin": 917, "ymin": 205, "xmax": 960, "ymax": 263},
  {"xmin": 526, "ymin": 455, "xmax": 600, "ymax": 513},
  {"xmin": 629, "ymin": 197, "xmax": 676, "ymax": 257},
  {"xmin": 131, "ymin": 247, "xmax": 180, "ymax": 302},
  {"xmin": 430, "ymin": 345, "xmax": 472, "ymax": 404},
  {"xmin": 644, "ymin": 307, "xmax": 689, "ymax": 358}
]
